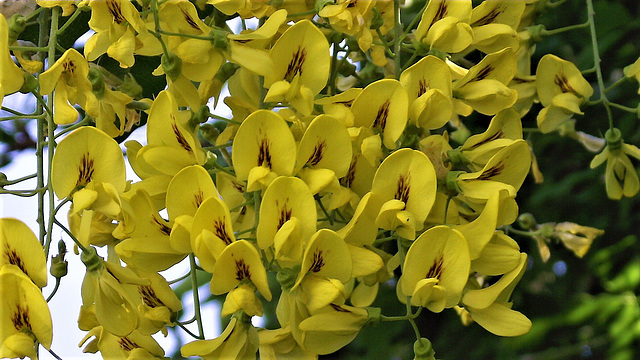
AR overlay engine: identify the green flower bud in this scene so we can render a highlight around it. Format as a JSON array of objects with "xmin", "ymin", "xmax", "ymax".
[
  {"xmin": 0, "ymin": 172, "xmax": 8, "ymax": 187},
  {"xmin": 189, "ymin": 105, "xmax": 211, "ymax": 129},
  {"xmin": 50, "ymin": 258, "xmax": 68, "ymax": 279},
  {"xmin": 413, "ymin": 338, "xmax": 436, "ymax": 360},
  {"xmin": 517, "ymin": 213, "xmax": 537, "ymax": 230},
  {"xmin": 161, "ymin": 52, "xmax": 183, "ymax": 81},
  {"xmin": 7, "ymin": 14, "xmax": 26, "ymax": 44},
  {"xmin": 215, "ymin": 62, "xmax": 240, "ymax": 83},
  {"xmin": 203, "ymin": 151, "xmax": 219, "ymax": 170},
  {"xmin": 19, "ymin": 72, "xmax": 38, "ymax": 94}
]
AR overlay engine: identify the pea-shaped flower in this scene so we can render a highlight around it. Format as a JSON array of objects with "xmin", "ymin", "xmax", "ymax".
[
  {"xmin": 0, "ymin": 218, "xmax": 47, "ymax": 288},
  {"xmin": 0, "ymin": 14, "xmax": 24, "ymax": 106},
  {"xmin": 414, "ymin": 0, "xmax": 473, "ymax": 53}
]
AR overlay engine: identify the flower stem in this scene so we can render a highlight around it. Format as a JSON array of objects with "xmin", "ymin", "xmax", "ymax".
[
  {"xmin": 541, "ymin": 21, "xmax": 589, "ymax": 36},
  {"xmin": 189, "ymin": 254, "xmax": 205, "ymax": 339},
  {"xmin": 393, "ymin": 0, "xmax": 402, "ymax": 79},
  {"xmin": 585, "ymin": 0, "xmax": 614, "ymax": 130}
]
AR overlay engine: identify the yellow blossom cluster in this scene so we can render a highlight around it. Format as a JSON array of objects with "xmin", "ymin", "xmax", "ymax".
[{"xmin": 2, "ymin": 0, "xmax": 637, "ymax": 359}]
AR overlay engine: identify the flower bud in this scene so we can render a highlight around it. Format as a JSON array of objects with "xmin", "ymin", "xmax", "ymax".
[
  {"xmin": 87, "ymin": 67, "xmax": 105, "ymax": 98},
  {"xmin": 604, "ymin": 128, "xmax": 623, "ymax": 152},
  {"xmin": 517, "ymin": 213, "xmax": 537, "ymax": 230},
  {"xmin": 7, "ymin": 14, "xmax": 26, "ymax": 44},
  {"xmin": 203, "ymin": 151, "xmax": 219, "ymax": 170}
]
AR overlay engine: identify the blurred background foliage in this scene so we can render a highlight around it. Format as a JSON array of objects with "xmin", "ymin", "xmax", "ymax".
[{"xmin": 1, "ymin": 0, "xmax": 639, "ymax": 359}]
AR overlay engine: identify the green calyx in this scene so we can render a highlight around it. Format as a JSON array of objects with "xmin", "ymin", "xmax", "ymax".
[
  {"xmin": 446, "ymin": 149, "xmax": 469, "ymax": 167},
  {"xmin": 414, "ymin": 338, "xmax": 436, "ymax": 360},
  {"xmin": 209, "ymin": 28, "xmax": 229, "ymax": 51},
  {"xmin": 364, "ymin": 307, "xmax": 382, "ymax": 327},
  {"xmin": 81, "ymin": 247, "xmax": 104, "ymax": 272},
  {"xmin": 50, "ymin": 240, "xmax": 68, "ymax": 279},
  {"xmin": 161, "ymin": 52, "xmax": 183, "ymax": 81},
  {"xmin": 527, "ymin": 24, "xmax": 546, "ymax": 43},
  {"xmin": 369, "ymin": 8, "xmax": 384, "ymax": 30},
  {"xmin": 276, "ymin": 266, "xmax": 301, "ymax": 291},
  {"xmin": 19, "ymin": 72, "xmax": 38, "ymax": 94},
  {"xmin": 605, "ymin": 128, "xmax": 623, "ymax": 152},
  {"xmin": 445, "ymin": 170, "xmax": 464, "ymax": 195},
  {"xmin": 87, "ymin": 68, "xmax": 105, "ymax": 98},
  {"xmin": 189, "ymin": 105, "xmax": 211, "ymax": 129}
]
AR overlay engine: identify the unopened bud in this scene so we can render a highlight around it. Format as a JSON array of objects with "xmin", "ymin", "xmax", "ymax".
[
  {"xmin": 7, "ymin": 14, "xmax": 26, "ymax": 44},
  {"xmin": 161, "ymin": 52, "xmax": 183, "ymax": 81},
  {"xmin": 517, "ymin": 213, "xmax": 537, "ymax": 230},
  {"xmin": 413, "ymin": 338, "xmax": 436, "ymax": 360}
]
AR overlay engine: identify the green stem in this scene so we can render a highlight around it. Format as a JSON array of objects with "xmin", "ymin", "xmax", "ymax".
[
  {"xmin": 54, "ymin": 117, "xmax": 92, "ymax": 139},
  {"xmin": 328, "ymin": 40, "xmax": 339, "ymax": 96},
  {"xmin": 503, "ymin": 225, "xmax": 540, "ymax": 238},
  {"xmin": 150, "ymin": 0, "xmax": 171, "ymax": 58},
  {"xmin": 209, "ymin": 113, "xmax": 242, "ymax": 124},
  {"xmin": 315, "ymin": 195, "xmax": 333, "ymax": 226},
  {"xmin": 547, "ymin": 0, "xmax": 570, "ymax": 8},
  {"xmin": 175, "ymin": 322, "xmax": 201, "ymax": 339},
  {"xmin": 36, "ymin": 9, "xmax": 49, "ymax": 246},
  {"xmin": 609, "ymin": 102, "xmax": 638, "ymax": 113},
  {"xmin": 0, "ymin": 114, "xmax": 46, "ymax": 121},
  {"xmin": 46, "ymin": 348, "xmax": 63, "ymax": 360},
  {"xmin": 24, "ymin": 7, "xmax": 43, "ymax": 22},
  {"xmin": 0, "ymin": 188, "xmax": 46, "ymax": 197},
  {"xmin": 56, "ymin": 6, "xmax": 85, "ymax": 35},
  {"xmin": 393, "ymin": 0, "xmax": 402, "ymax": 79},
  {"xmin": 586, "ymin": 0, "xmax": 614, "ymax": 130},
  {"xmin": 45, "ymin": 6, "xmax": 60, "ymax": 259},
  {"xmin": 396, "ymin": 234, "xmax": 422, "ymax": 340},
  {"xmin": 605, "ymin": 76, "xmax": 628, "ymax": 93},
  {"xmin": 2, "ymin": 173, "xmax": 37, "ymax": 185},
  {"xmin": 8, "ymin": 45, "xmax": 48, "ymax": 52},
  {"xmin": 157, "ymin": 29, "xmax": 213, "ymax": 41},
  {"xmin": 168, "ymin": 271, "xmax": 191, "ymax": 285},
  {"xmin": 45, "ymin": 278, "xmax": 61, "ymax": 302},
  {"xmin": 399, "ymin": 0, "xmax": 427, "ymax": 43},
  {"xmin": 541, "ymin": 21, "xmax": 589, "ymax": 36},
  {"xmin": 288, "ymin": 9, "xmax": 316, "ymax": 18},
  {"xmin": 189, "ymin": 254, "xmax": 205, "ymax": 339},
  {"xmin": 53, "ymin": 218, "xmax": 89, "ymax": 253}
]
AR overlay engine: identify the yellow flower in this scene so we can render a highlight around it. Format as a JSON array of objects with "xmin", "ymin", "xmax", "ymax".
[
  {"xmin": 414, "ymin": 0, "xmax": 473, "ymax": 53},
  {"xmin": 469, "ymin": 0, "xmax": 525, "ymax": 53},
  {"xmin": 452, "ymin": 48, "xmax": 518, "ymax": 116},
  {"xmin": 0, "ymin": 266, "xmax": 52, "ymax": 359},
  {"xmin": 84, "ymin": 0, "xmax": 151, "ymax": 68},
  {"xmin": 181, "ymin": 314, "xmax": 259, "ymax": 360},
  {"xmin": 590, "ymin": 128, "xmax": 640, "ymax": 199},
  {"xmin": 258, "ymin": 325, "xmax": 315, "ymax": 360},
  {"xmin": 85, "ymin": 69, "xmax": 135, "ymax": 137},
  {"xmin": 535, "ymin": 54, "xmax": 593, "ymax": 133},
  {"xmin": 0, "ymin": 14, "xmax": 24, "ymax": 106},
  {"xmin": 553, "ymin": 222, "xmax": 604, "ymax": 258},
  {"xmin": 400, "ymin": 55, "xmax": 453, "ymax": 130},
  {"xmin": 232, "ymin": 110, "xmax": 297, "ymax": 191},
  {"xmin": 399, "ymin": 226, "xmax": 470, "ymax": 312},
  {"xmin": 128, "ymin": 271, "xmax": 183, "ymax": 336},
  {"xmin": 79, "ymin": 326, "xmax": 165, "ymax": 359},
  {"xmin": 210, "ymin": 240, "xmax": 272, "ymax": 301},
  {"xmin": 80, "ymin": 248, "xmax": 149, "ymax": 337},
  {"xmin": 39, "ymin": 48, "xmax": 96, "ymax": 125},
  {"xmin": 371, "ymin": 148, "xmax": 437, "ymax": 239},
  {"xmin": 295, "ymin": 114, "xmax": 353, "ymax": 194},
  {"xmin": 0, "ymin": 218, "xmax": 47, "ymax": 288},
  {"xmin": 190, "ymin": 195, "xmax": 236, "ymax": 272},
  {"xmin": 264, "ymin": 20, "xmax": 330, "ymax": 115},
  {"xmin": 36, "ymin": 0, "xmax": 77, "ymax": 16},
  {"xmin": 462, "ymin": 253, "xmax": 531, "ymax": 336},
  {"xmin": 256, "ymin": 176, "xmax": 316, "ymax": 265}
]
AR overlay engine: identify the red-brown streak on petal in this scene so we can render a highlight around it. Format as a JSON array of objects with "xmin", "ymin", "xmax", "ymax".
[
  {"xmin": 170, "ymin": 116, "xmax": 193, "ymax": 153},
  {"xmin": 106, "ymin": 0, "xmax": 126, "ymax": 24},
  {"xmin": 284, "ymin": 46, "xmax": 307, "ymax": 82},
  {"xmin": 307, "ymin": 140, "xmax": 327, "ymax": 166},
  {"xmin": 309, "ymin": 249, "xmax": 325, "ymax": 272},
  {"xmin": 76, "ymin": 153, "xmax": 95, "ymax": 187},
  {"xmin": 373, "ymin": 100, "xmax": 391, "ymax": 130},
  {"xmin": 473, "ymin": 65, "xmax": 494, "ymax": 81},
  {"xmin": 394, "ymin": 172, "xmax": 411, "ymax": 205},
  {"xmin": 477, "ymin": 162, "xmax": 505, "ymax": 180},
  {"xmin": 417, "ymin": 79, "xmax": 429, "ymax": 97},
  {"xmin": 472, "ymin": 6, "xmax": 503, "ymax": 26},
  {"xmin": 138, "ymin": 285, "xmax": 165, "ymax": 308},
  {"xmin": 193, "ymin": 190, "xmax": 204, "ymax": 208},
  {"xmin": 235, "ymin": 259, "xmax": 251, "ymax": 281},
  {"xmin": 152, "ymin": 217, "xmax": 172, "ymax": 236},
  {"xmin": 119, "ymin": 337, "xmax": 140, "ymax": 351},
  {"xmin": 467, "ymin": 130, "xmax": 504, "ymax": 150},
  {"xmin": 430, "ymin": 1, "xmax": 449, "ymax": 28},
  {"xmin": 5, "ymin": 245, "xmax": 28, "ymax": 275},
  {"xmin": 425, "ymin": 254, "xmax": 444, "ymax": 280},
  {"xmin": 340, "ymin": 157, "xmax": 357, "ymax": 188},
  {"xmin": 257, "ymin": 137, "xmax": 273, "ymax": 168},
  {"xmin": 213, "ymin": 218, "xmax": 233, "ymax": 245},
  {"xmin": 330, "ymin": 303, "xmax": 351, "ymax": 312},
  {"xmin": 554, "ymin": 74, "xmax": 578, "ymax": 95},
  {"xmin": 11, "ymin": 304, "xmax": 32, "ymax": 331},
  {"xmin": 179, "ymin": 5, "xmax": 201, "ymax": 30},
  {"xmin": 277, "ymin": 201, "xmax": 292, "ymax": 229}
]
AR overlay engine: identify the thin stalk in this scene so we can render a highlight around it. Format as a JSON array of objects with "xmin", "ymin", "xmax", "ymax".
[
  {"xmin": 2, "ymin": 173, "xmax": 37, "ymax": 185},
  {"xmin": 609, "ymin": 102, "xmax": 637, "ymax": 113},
  {"xmin": 189, "ymin": 254, "xmax": 205, "ymax": 339},
  {"xmin": 36, "ymin": 9, "xmax": 49, "ymax": 246},
  {"xmin": 0, "ymin": 114, "xmax": 46, "ymax": 121},
  {"xmin": 393, "ymin": 0, "xmax": 402, "ymax": 79},
  {"xmin": 586, "ymin": 0, "xmax": 614, "ymax": 129},
  {"xmin": 399, "ymin": 1, "xmax": 427, "ymax": 43},
  {"xmin": 54, "ymin": 117, "xmax": 92, "ymax": 139},
  {"xmin": 605, "ymin": 76, "xmax": 628, "ymax": 93},
  {"xmin": 315, "ymin": 195, "xmax": 333, "ymax": 226},
  {"xmin": 9, "ymin": 45, "xmax": 49, "ymax": 52},
  {"xmin": 45, "ymin": 278, "xmax": 61, "ymax": 302},
  {"xmin": 541, "ymin": 21, "xmax": 589, "ymax": 36},
  {"xmin": 157, "ymin": 29, "xmax": 213, "ymax": 41},
  {"xmin": 169, "ymin": 271, "xmax": 191, "ymax": 285},
  {"xmin": 176, "ymin": 322, "xmax": 201, "ymax": 339},
  {"xmin": 45, "ymin": 6, "xmax": 60, "ymax": 259},
  {"xmin": 53, "ymin": 218, "xmax": 89, "ymax": 253},
  {"xmin": 56, "ymin": 7, "xmax": 85, "ymax": 35}
]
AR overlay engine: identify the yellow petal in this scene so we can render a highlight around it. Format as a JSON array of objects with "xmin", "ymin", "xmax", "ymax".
[{"xmin": 211, "ymin": 240, "xmax": 272, "ymax": 300}]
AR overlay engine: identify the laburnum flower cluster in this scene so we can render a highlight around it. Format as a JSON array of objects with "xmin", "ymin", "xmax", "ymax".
[{"xmin": 2, "ymin": 0, "xmax": 636, "ymax": 358}]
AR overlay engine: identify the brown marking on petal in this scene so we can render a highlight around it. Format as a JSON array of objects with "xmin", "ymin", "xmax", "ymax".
[
  {"xmin": 309, "ymin": 249, "xmax": 325, "ymax": 272},
  {"xmin": 240, "ymin": 206, "xmax": 247, "ymax": 215},
  {"xmin": 76, "ymin": 153, "xmax": 95, "ymax": 187},
  {"xmin": 426, "ymin": 254, "xmax": 444, "ymax": 280},
  {"xmin": 171, "ymin": 116, "xmax": 193, "ymax": 153},
  {"xmin": 330, "ymin": 303, "xmax": 351, "ymax": 312},
  {"xmin": 430, "ymin": 1, "xmax": 449, "ymax": 27},
  {"xmin": 213, "ymin": 218, "xmax": 233, "ymax": 245},
  {"xmin": 472, "ymin": 6, "xmax": 503, "ymax": 26},
  {"xmin": 417, "ymin": 79, "xmax": 429, "ymax": 97},
  {"xmin": 335, "ymin": 99, "xmax": 354, "ymax": 107},
  {"xmin": 340, "ymin": 157, "xmax": 357, "ymax": 188},
  {"xmin": 119, "ymin": 337, "xmax": 139, "ymax": 351},
  {"xmin": 347, "ymin": 0, "xmax": 358, "ymax": 8},
  {"xmin": 373, "ymin": 100, "xmax": 391, "ymax": 130},
  {"xmin": 257, "ymin": 138, "xmax": 273, "ymax": 168},
  {"xmin": 5, "ymin": 245, "xmax": 28, "ymax": 275},
  {"xmin": 477, "ymin": 162, "xmax": 505, "ymax": 180},
  {"xmin": 511, "ymin": 76, "xmax": 532, "ymax": 84},
  {"xmin": 11, "ymin": 304, "xmax": 32, "ymax": 331},
  {"xmin": 193, "ymin": 190, "xmax": 205, "ymax": 208},
  {"xmin": 277, "ymin": 201, "xmax": 292, "ymax": 229},
  {"xmin": 153, "ymin": 217, "xmax": 172, "ymax": 236},
  {"xmin": 235, "ymin": 259, "xmax": 251, "ymax": 281},
  {"xmin": 138, "ymin": 285, "xmax": 165, "ymax": 308},
  {"xmin": 467, "ymin": 130, "xmax": 504, "ymax": 149},
  {"xmin": 394, "ymin": 172, "xmax": 411, "ymax": 205},
  {"xmin": 554, "ymin": 74, "xmax": 577, "ymax": 94},
  {"xmin": 474, "ymin": 65, "xmax": 494, "ymax": 81},
  {"xmin": 231, "ymin": 181, "xmax": 245, "ymax": 193},
  {"xmin": 106, "ymin": 0, "xmax": 126, "ymax": 24},
  {"xmin": 285, "ymin": 46, "xmax": 307, "ymax": 82},
  {"xmin": 62, "ymin": 59, "xmax": 76, "ymax": 73},
  {"xmin": 307, "ymin": 140, "xmax": 327, "ymax": 166},
  {"xmin": 180, "ymin": 6, "xmax": 201, "ymax": 30}
]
